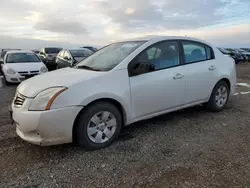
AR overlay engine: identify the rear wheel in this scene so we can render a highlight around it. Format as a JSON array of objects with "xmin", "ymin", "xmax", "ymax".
[
  {"xmin": 206, "ymin": 80, "xmax": 229, "ymax": 112},
  {"xmin": 75, "ymin": 102, "xmax": 122, "ymax": 150}
]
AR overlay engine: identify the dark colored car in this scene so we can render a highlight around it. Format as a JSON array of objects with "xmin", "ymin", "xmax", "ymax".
[
  {"xmin": 81, "ymin": 46, "xmax": 98, "ymax": 53},
  {"xmin": 225, "ymin": 48, "xmax": 244, "ymax": 64},
  {"xmin": 55, "ymin": 48, "xmax": 93, "ymax": 69},
  {"xmin": 39, "ymin": 47, "xmax": 62, "ymax": 71},
  {"xmin": 218, "ymin": 48, "xmax": 243, "ymax": 64},
  {"xmin": 240, "ymin": 48, "xmax": 250, "ymax": 52}
]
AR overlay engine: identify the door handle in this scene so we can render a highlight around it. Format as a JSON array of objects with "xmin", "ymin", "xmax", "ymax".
[
  {"xmin": 173, "ymin": 73, "xmax": 184, "ymax": 79},
  {"xmin": 209, "ymin": 66, "xmax": 216, "ymax": 71}
]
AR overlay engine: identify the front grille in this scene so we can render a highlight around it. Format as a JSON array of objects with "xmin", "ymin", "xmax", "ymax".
[
  {"xmin": 18, "ymin": 71, "xmax": 28, "ymax": 76},
  {"xmin": 13, "ymin": 93, "xmax": 26, "ymax": 108},
  {"xmin": 30, "ymin": 70, "xmax": 39, "ymax": 74}
]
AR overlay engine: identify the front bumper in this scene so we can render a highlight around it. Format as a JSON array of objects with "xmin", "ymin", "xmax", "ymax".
[
  {"xmin": 5, "ymin": 73, "xmax": 41, "ymax": 83},
  {"xmin": 12, "ymin": 99, "xmax": 83, "ymax": 146}
]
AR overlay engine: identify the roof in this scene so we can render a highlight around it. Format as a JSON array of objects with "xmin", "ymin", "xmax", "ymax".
[
  {"xmin": 117, "ymin": 35, "xmax": 214, "ymax": 47},
  {"xmin": 66, "ymin": 48, "xmax": 89, "ymax": 51},
  {"xmin": 5, "ymin": 50, "xmax": 35, "ymax": 54}
]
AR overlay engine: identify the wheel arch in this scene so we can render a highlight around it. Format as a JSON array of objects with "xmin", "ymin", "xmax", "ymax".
[
  {"xmin": 72, "ymin": 98, "xmax": 128, "ymax": 142},
  {"xmin": 208, "ymin": 77, "xmax": 231, "ymax": 100}
]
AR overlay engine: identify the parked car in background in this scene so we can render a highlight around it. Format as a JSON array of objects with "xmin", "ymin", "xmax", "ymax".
[
  {"xmin": 11, "ymin": 36, "xmax": 236, "ymax": 150},
  {"xmin": 81, "ymin": 46, "xmax": 98, "ymax": 53},
  {"xmin": 0, "ymin": 49, "xmax": 21, "ymax": 74},
  {"xmin": 218, "ymin": 48, "xmax": 241, "ymax": 63},
  {"xmin": 221, "ymin": 48, "xmax": 244, "ymax": 64},
  {"xmin": 1, "ymin": 51, "xmax": 47, "ymax": 84},
  {"xmin": 240, "ymin": 48, "xmax": 250, "ymax": 52},
  {"xmin": 234, "ymin": 48, "xmax": 250, "ymax": 61},
  {"xmin": 39, "ymin": 47, "xmax": 62, "ymax": 71},
  {"xmin": 56, "ymin": 48, "xmax": 93, "ymax": 69},
  {"xmin": 1, "ymin": 49, "xmax": 21, "ymax": 63}
]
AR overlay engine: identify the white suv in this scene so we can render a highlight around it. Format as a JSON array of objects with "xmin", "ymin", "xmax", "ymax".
[{"xmin": 11, "ymin": 36, "xmax": 236, "ymax": 150}]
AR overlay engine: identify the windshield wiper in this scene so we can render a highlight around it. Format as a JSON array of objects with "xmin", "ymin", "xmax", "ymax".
[{"xmin": 76, "ymin": 65, "xmax": 102, "ymax": 71}]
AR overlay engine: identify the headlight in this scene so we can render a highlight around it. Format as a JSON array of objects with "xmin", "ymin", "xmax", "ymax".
[
  {"xmin": 6, "ymin": 68, "xmax": 16, "ymax": 74},
  {"xmin": 29, "ymin": 87, "xmax": 67, "ymax": 111},
  {"xmin": 40, "ymin": 66, "xmax": 48, "ymax": 73}
]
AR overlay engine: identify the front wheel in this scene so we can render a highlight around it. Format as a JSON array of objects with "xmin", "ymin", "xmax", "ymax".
[
  {"xmin": 75, "ymin": 102, "xmax": 122, "ymax": 150},
  {"xmin": 206, "ymin": 80, "xmax": 229, "ymax": 112}
]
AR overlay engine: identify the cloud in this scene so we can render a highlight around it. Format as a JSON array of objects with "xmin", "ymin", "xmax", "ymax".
[
  {"xmin": 92, "ymin": 0, "xmax": 234, "ymax": 31},
  {"xmin": 0, "ymin": 0, "xmax": 249, "ymax": 47},
  {"xmin": 34, "ymin": 16, "xmax": 88, "ymax": 35}
]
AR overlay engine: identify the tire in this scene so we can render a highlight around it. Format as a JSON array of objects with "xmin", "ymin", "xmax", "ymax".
[
  {"xmin": 75, "ymin": 102, "xmax": 122, "ymax": 150},
  {"xmin": 206, "ymin": 80, "xmax": 229, "ymax": 112}
]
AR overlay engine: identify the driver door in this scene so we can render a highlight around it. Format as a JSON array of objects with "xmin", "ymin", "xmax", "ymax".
[{"xmin": 129, "ymin": 40, "xmax": 186, "ymax": 120}]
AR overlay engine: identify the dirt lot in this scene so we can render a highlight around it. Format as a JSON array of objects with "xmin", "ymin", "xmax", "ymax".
[{"xmin": 1, "ymin": 64, "xmax": 250, "ymax": 188}]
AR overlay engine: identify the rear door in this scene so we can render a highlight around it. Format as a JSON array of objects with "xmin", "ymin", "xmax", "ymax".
[{"xmin": 181, "ymin": 40, "xmax": 218, "ymax": 104}]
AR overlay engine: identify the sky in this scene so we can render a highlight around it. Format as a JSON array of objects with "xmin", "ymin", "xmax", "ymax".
[{"xmin": 0, "ymin": 0, "xmax": 249, "ymax": 49}]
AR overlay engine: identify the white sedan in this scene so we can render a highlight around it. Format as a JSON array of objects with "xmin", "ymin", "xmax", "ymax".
[
  {"xmin": 11, "ymin": 36, "xmax": 236, "ymax": 150},
  {"xmin": 1, "ymin": 51, "xmax": 48, "ymax": 84}
]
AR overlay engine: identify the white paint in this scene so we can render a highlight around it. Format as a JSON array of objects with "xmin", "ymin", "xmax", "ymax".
[
  {"xmin": 12, "ymin": 36, "xmax": 237, "ymax": 146},
  {"xmin": 233, "ymin": 92, "xmax": 239, "ymax": 96}
]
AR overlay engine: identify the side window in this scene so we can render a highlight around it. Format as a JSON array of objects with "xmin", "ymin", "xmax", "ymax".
[
  {"xmin": 64, "ymin": 51, "xmax": 70, "ymax": 59},
  {"xmin": 59, "ymin": 50, "xmax": 65, "ymax": 57},
  {"xmin": 182, "ymin": 42, "xmax": 212, "ymax": 63},
  {"xmin": 136, "ymin": 41, "xmax": 180, "ymax": 70}
]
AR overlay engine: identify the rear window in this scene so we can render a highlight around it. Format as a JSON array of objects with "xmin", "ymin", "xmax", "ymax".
[
  {"xmin": 6, "ymin": 53, "xmax": 41, "ymax": 63},
  {"xmin": 45, "ymin": 48, "xmax": 62, "ymax": 54}
]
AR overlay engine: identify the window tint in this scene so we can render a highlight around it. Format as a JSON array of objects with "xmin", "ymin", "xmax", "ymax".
[
  {"xmin": 76, "ymin": 41, "xmax": 145, "ymax": 71},
  {"xmin": 136, "ymin": 41, "xmax": 180, "ymax": 70},
  {"xmin": 6, "ymin": 53, "xmax": 41, "ymax": 63},
  {"xmin": 58, "ymin": 50, "xmax": 64, "ymax": 57},
  {"xmin": 182, "ymin": 42, "xmax": 213, "ymax": 63},
  {"xmin": 45, "ymin": 48, "xmax": 61, "ymax": 54},
  {"xmin": 70, "ymin": 49, "xmax": 93, "ymax": 57},
  {"xmin": 64, "ymin": 51, "xmax": 70, "ymax": 59}
]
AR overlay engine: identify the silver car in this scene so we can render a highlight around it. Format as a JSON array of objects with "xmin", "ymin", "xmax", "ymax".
[{"xmin": 55, "ymin": 48, "xmax": 93, "ymax": 69}]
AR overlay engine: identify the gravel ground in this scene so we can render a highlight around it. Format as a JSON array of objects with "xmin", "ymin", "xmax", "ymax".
[{"xmin": 1, "ymin": 64, "xmax": 250, "ymax": 188}]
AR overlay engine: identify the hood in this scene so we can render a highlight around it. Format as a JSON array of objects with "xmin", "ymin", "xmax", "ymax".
[
  {"xmin": 4, "ymin": 62, "xmax": 45, "ymax": 72},
  {"xmin": 74, "ymin": 57, "xmax": 86, "ymax": 62},
  {"xmin": 17, "ymin": 67, "xmax": 106, "ymax": 97}
]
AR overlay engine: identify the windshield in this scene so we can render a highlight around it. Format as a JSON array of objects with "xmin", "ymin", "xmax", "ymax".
[
  {"xmin": 70, "ymin": 49, "xmax": 93, "ymax": 58},
  {"xmin": 45, "ymin": 48, "xmax": 61, "ymax": 54},
  {"xmin": 6, "ymin": 53, "xmax": 41, "ymax": 63},
  {"xmin": 76, "ymin": 41, "xmax": 145, "ymax": 71}
]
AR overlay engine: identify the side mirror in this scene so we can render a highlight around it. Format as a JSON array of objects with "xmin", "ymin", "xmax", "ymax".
[{"xmin": 132, "ymin": 61, "xmax": 155, "ymax": 75}]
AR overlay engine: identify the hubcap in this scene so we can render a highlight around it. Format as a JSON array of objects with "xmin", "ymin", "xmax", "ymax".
[
  {"xmin": 87, "ymin": 111, "xmax": 117, "ymax": 144},
  {"xmin": 215, "ymin": 86, "xmax": 228, "ymax": 108}
]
